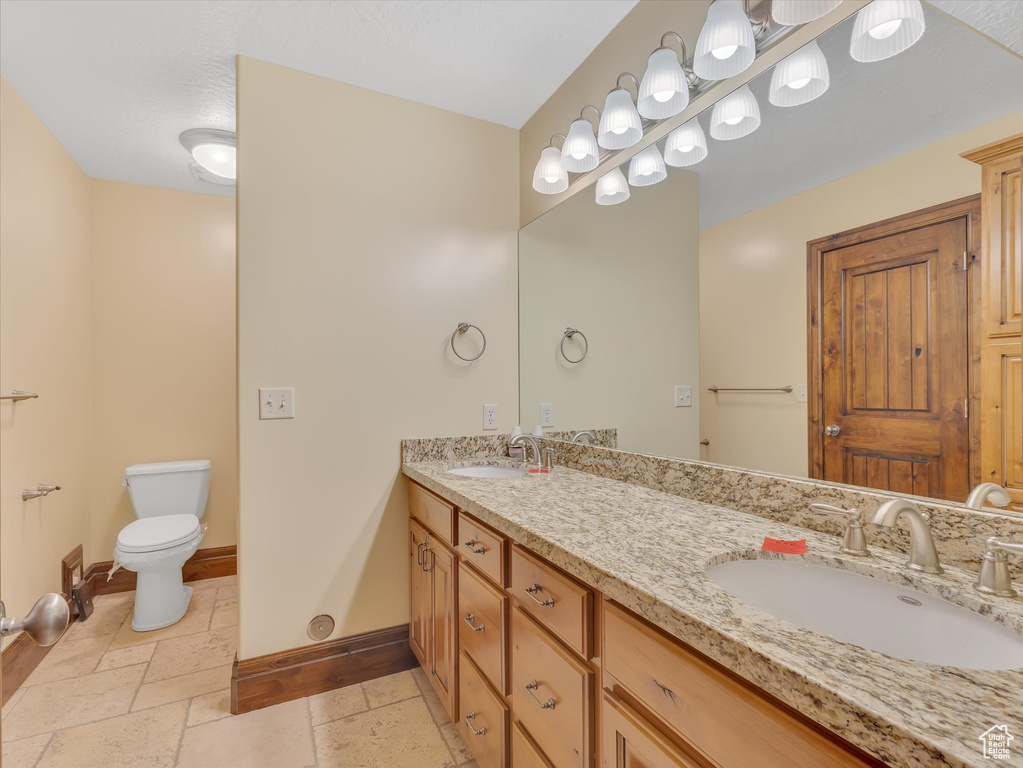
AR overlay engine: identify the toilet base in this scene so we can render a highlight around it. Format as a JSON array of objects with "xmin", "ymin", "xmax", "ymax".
[{"xmin": 132, "ymin": 578, "xmax": 193, "ymax": 632}]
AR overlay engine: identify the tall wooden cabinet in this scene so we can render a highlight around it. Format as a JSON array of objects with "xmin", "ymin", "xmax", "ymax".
[{"xmin": 964, "ymin": 134, "xmax": 1023, "ymax": 511}]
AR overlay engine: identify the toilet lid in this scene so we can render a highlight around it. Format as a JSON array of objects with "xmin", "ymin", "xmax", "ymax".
[{"xmin": 117, "ymin": 514, "xmax": 200, "ymax": 553}]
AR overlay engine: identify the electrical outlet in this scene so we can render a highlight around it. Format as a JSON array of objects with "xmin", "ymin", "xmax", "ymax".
[
  {"xmin": 674, "ymin": 385, "xmax": 692, "ymax": 407},
  {"xmin": 540, "ymin": 403, "xmax": 555, "ymax": 427},
  {"xmin": 259, "ymin": 387, "xmax": 295, "ymax": 419},
  {"xmin": 797, "ymin": 384, "xmax": 808, "ymax": 403},
  {"xmin": 483, "ymin": 404, "xmax": 498, "ymax": 430}
]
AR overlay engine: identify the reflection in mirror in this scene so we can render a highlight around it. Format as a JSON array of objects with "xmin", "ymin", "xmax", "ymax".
[{"xmin": 519, "ymin": 3, "xmax": 1023, "ymax": 511}]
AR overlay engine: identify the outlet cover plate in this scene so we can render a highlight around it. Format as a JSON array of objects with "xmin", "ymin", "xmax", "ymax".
[
  {"xmin": 540, "ymin": 403, "xmax": 554, "ymax": 427},
  {"xmin": 259, "ymin": 387, "xmax": 295, "ymax": 419},
  {"xmin": 674, "ymin": 385, "xmax": 692, "ymax": 407},
  {"xmin": 483, "ymin": 404, "xmax": 498, "ymax": 430}
]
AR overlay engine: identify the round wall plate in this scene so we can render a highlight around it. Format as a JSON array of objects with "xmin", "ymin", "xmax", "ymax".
[{"xmin": 307, "ymin": 614, "xmax": 335, "ymax": 641}]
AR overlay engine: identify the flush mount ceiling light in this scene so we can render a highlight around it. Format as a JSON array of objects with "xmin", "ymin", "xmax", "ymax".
[
  {"xmin": 710, "ymin": 84, "xmax": 761, "ymax": 140},
  {"xmin": 694, "ymin": 0, "xmax": 757, "ymax": 80},
  {"xmin": 628, "ymin": 145, "xmax": 668, "ymax": 187},
  {"xmin": 771, "ymin": 0, "xmax": 843, "ymax": 25},
  {"xmin": 769, "ymin": 40, "xmax": 830, "ymax": 106},
  {"xmin": 532, "ymin": 134, "xmax": 569, "ymax": 194},
  {"xmin": 179, "ymin": 128, "xmax": 236, "ymax": 181},
  {"xmin": 598, "ymin": 74, "xmax": 643, "ymax": 150},
  {"xmin": 664, "ymin": 118, "xmax": 708, "ymax": 167},
  {"xmin": 561, "ymin": 106, "xmax": 602, "ymax": 173},
  {"xmin": 638, "ymin": 32, "xmax": 696, "ymax": 120},
  {"xmin": 595, "ymin": 167, "xmax": 631, "ymax": 205},
  {"xmin": 849, "ymin": 0, "xmax": 925, "ymax": 62}
]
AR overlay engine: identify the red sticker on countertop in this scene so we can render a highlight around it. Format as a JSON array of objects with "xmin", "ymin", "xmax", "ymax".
[{"xmin": 761, "ymin": 537, "xmax": 807, "ymax": 554}]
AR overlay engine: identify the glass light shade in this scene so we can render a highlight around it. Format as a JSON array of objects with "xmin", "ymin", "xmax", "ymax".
[
  {"xmin": 769, "ymin": 41, "xmax": 830, "ymax": 107},
  {"xmin": 710, "ymin": 85, "xmax": 761, "ymax": 140},
  {"xmin": 595, "ymin": 167, "xmax": 630, "ymax": 205},
  {"xmin": 191, "ymin": 143, "xmax": 236, "ymax": 179},
  {"xmin": 532, "ymin": 146, "xmax": 568, "ymax": 194},
  {"xmin": 638, "ymin": 48, "xmax": 690, "ymax": 120},
  {"xmin": 850, "ymin": 0, "xmax": 925, "ymax": 62},
  {"xmin": 598, "ymin": 89, "xmax": 643, "ymax": 150},
  {"xmin": 693, "ymin": 0, "xmax": 757, "ymax": 80},
  {"xmin": 560, "ymin": 119, "xmax": 600, "ymax": 173},
  {"xmin": 664, "ymin": 119, "xmax": 708, "ymax": 167},
  {"xmin": 771, "ymin": 0, "xmax": 842, "ymax": 25},
  {"xmin": 628, "ymin": 145, "xmax": 668, "ymax": 187}
]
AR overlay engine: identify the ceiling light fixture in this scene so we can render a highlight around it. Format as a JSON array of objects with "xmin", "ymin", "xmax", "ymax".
[
  {"xmin": 561, "ymin": 106, "xmax": 602, "ymax": 173},
  {"xmin": 693, "ymin": 0, "xmax": 758, "ymax": 80},
  {"xmin": 849, "ymin": 0, "xmax": 925, "ymax": 62},
  {"xmin": 710, "ymin": 84, "xmax": 761, "ymax": 140},
  {"xmin": 598, "ymin": 74, "xmax": 643, "ymax": 150},
  {"xmin": 771, "ymin": 0, "xmax": 843, "ymax": 25},
  {"xmin": 638, "ymin": 32, "xmax": 696, "ymax": 120},
  {"xmin": 769, "ymin": 40, "xmax": 830, "ymax": 106},
  {"xmin": 532, "ymin": 134, "xmax": 569, "ymax": 194},
  {"xmin": 179, "ymin": 128, "xmax": 236, "ymax": 181},
  {"xmin": 595, "ymin": 167, "xmax": 631, "ymax": 206},
  {"xmin": 664, "ymin": 118, "xmax": 708, "ymax": 167},
  {"xmin": 628, "ymin": 145, "xmax": 668, "ymax": 187}
]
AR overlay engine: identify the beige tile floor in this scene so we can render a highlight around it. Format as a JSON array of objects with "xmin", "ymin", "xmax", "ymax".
[{"xmin": 1, "ymin": 577, "xmax": 477, "ymax": 768}]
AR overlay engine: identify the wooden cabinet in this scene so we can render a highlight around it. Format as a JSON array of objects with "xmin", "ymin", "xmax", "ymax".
[
  {"xmin": 510, "ymin": 546, "xmax": 593, "ymax": 659},
  {"xmin": 600, "ymin": 691, "xmax": 702, "ymax": 768},
  {"xmin": 459, "ymin": 652, "xmax": 509, "ymax": 768},
  {"xmin": 409, "ymin": 519, "xmax": 430, "ymax": 666},
  {"xmin": 459, "ymin": 560, "xmax": 508, "ymax": 694},
  {"xmin": 459, "ymin": 511, "xmax": 509, "ymax": 586},
  {"xmin": 426, "ymin": 534, "xmax": 457, "ymax": 720}
]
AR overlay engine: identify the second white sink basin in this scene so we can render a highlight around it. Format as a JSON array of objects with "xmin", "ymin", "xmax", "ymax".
[
  {"xmin": 709, "ymin": 559, "xmax": 1023, "ymax": 670},
  {"xmin": 447, "ymin": 465, "xmax": 528, "ymax": 479}
]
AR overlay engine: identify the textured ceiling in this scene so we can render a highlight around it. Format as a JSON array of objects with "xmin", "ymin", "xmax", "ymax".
[
  {"xmin": 930, "ymin": 0, "xmax": 1023, "ymax": 57},
  {"xmin": 0, "ymin": 0, "xmax": 637, "ymax": 197}
]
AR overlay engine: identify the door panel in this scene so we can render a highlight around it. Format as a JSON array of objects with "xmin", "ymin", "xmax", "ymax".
[
  {"xmin": 409, "ymin": 519, "xmax": 429, "ymax": 666},
  {"xmin": 428, "ymin": 537, "xmax": 458, "ymax": 721}
]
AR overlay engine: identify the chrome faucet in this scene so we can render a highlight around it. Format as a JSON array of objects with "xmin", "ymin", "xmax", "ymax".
[
  {"xmin": 571, "ymin": 431, "xmax": 596, "ymax": 444},
  {"xmin": 510, "ymin": 434, "xmax": 542, "ymax": 469},
  {"xmin": 965, "ymin": 483, "xmax": 1012, "ymax": 510},
  {"xmin": 870, "ymin": 499, "xmax": 943, "ymax": 574},
  {"xmin": 974, "ymin": 537, "xmax": 1023, "ymax": 598}
]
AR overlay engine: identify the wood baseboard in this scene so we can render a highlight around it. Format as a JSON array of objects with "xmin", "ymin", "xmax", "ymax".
[
  {"xmin": 231, "ymin": 624, "xmax": 417, "ymax": 715},
  {"xmin": 1, "ymin": 630, "xmax": 57, "ymax": 707},
  {"xmin": 84, "ymin": 545, "xmax": 237, "ymax": 596}
]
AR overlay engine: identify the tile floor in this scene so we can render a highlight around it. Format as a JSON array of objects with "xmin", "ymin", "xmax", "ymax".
[{"xmin": 2, "ymin": 576, "xmax": 477, "ymax": 768}]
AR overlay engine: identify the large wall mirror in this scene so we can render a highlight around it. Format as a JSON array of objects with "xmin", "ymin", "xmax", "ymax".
[{"xmin": 519, "ymin": 3, "xmax": 1023, "ymax": 512}]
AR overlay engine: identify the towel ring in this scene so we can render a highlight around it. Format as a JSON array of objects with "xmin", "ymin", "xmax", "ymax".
[
  {"xmin": 451, "ymin": 322, "xmax": 486, "ymax": 362},
  {"xmin": 560, "ymin": 327, "xmax": 588, "ymax": 364}
]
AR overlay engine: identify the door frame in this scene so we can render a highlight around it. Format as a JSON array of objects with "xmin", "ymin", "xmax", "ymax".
[{"xmin": 806, "ymin": 194, "xmax": 982, "ymax": 485}]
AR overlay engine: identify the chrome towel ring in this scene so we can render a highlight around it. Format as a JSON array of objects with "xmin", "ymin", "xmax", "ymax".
[
  {"xmin": 561, "ymin": 327, "xmax": 588, "ymax": 364},
  {"xmin": 451, "ymin": 322, "xmax": 486, "ymax": 362}
]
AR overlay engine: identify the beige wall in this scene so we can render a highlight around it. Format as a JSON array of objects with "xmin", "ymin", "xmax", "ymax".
[
  {"xmin": 236, "ymin": 56, "xmax": 519, "ymax": 659},
  {"xmin": 699, "ymin": 110, "xmax": 1023, "ymax": 477},
  {"xmin": 520, "ymin": 170, "xmax": 700, "ymax": 457},
  {"xmin": 88, "ymin": 180, "xmax": 237, "ymax": 558},
  {"xmin": 1, "ymin": 76, "xmax": 94, "ymax": 625}
]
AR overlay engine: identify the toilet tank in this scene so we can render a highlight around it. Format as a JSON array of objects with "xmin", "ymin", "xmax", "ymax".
[{"xmin": 125, "ymin": 459, "xmax": 211, "ymax": 519}]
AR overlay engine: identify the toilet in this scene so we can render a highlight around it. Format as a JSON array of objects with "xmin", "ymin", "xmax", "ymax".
[{"xmin": 116, "ymin": 459, "xmax": 210, "ymax": 631}]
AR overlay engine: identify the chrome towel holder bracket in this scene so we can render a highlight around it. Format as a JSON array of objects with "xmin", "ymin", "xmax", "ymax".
[
  {"xmin": 561, "ymin": 327, "xmax": 588, "ymax": 364},
  {"xmin": 450, "ymin": 322, "xmax": 486, "ymax": 362}
]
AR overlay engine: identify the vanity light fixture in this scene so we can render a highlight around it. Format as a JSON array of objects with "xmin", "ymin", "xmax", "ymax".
[
  {"xmin": 771, "ymin": 0, "xmax": 843, "ymax": 25},
  {"xmin": 849, "ymin": 0, "xmax": 925, "ymax": 62},
  {"xmin": 693, "ymin": 0, "xmax": 758, "ymax": 81},
  {"xmin": 628, "ymin": 145, "xmax": 668, "ymax": 187},
  {"xmin": 710, "ymin": 84, "xmax": 761, "ymax": 140},
  {"xmin": 769, "ymin": 40, "xmax": 830, "ymax": 106},
  {"xmin": 532, "ymin": 134, "xmax": 569, "ymax": 194},
  {"xmin": 664, "ymin": 118, "xmax": 708, "ymax": 167},
  {"xmin": 595, "ymin": 167, "xmax": 631, "ymax": 205},
  {"xmin": 638, "ymin": 32, "xmax": 696, "ymax": 120},
  {"xmin": 561, "ymin": 106, "xmax": 602, "ymax": 173},
  {"xmin": 598, "ymin": 74, "xmax": 643, "ymax": 150},
  {"xmin": 179, "ymin": 128, "xmax": 236, "ymax": 181}
]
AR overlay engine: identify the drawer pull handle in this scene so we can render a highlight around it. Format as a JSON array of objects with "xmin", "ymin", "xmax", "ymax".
[
  {"xmin": 416, "ymin": 541, "xmax": 426, "ymax": 566},
  {"xmin": 422, "ymin": 547, "xmax": 433, "ymax": 573},
  {"xmin": 464, "ymin": 711, "xmax": 487, "ymax": 736},
  {"xmin": 463, "ymin": 613, "xmax": 485, "ymax": 632},
  {"xmin": 524, "ymin": 680, "xmax": 556, "ymax": 710},
  {"xmin": 524, "ymin": 584, "xmax": 555, "ymax": 607},
  {"xmin": 463, "ymin": 539, "xmax": 486, "ymax": 555}
]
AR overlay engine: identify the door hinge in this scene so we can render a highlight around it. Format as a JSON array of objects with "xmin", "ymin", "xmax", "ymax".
[
  {"xmin": 964, "ymin": 398, "xmax": 969, "ymax": 419},
  {"xmin": 962, "ymin": 251, "xmax": 969, "ymax": 270}
]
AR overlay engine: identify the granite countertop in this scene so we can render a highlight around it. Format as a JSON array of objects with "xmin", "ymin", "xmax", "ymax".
[{"xmin": 402, "ymin": 458, "xmax": 1023, "ymax": 768}]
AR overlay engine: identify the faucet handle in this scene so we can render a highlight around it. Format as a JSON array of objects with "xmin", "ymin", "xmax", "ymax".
[
  {"xmin": 810, "ymin": 504, "xmax": 870, "ymax": 557},
  {"xmin": 974, "ymin": 537, "xmax": 1023, "ymax": 598}
]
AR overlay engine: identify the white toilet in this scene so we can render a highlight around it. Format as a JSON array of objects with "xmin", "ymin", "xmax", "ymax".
[{"xmin": 116, "ymin": 459, "xmax": 210, "ymax": 631}]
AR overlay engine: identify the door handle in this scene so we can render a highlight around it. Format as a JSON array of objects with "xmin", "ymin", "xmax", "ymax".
[
  {"xmin": 0, "ymin": 595, "xmax": 69, "ymax": 646},
  {"xmin": 824, "ymin": 424, "xmax": 841, "ymax": 437}
]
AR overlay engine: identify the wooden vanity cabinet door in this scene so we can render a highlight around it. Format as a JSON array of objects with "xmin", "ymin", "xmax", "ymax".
[
  {"xmin": 510, "ymin": 547, "xmax": 593, "ymax": 658},
  {"xmin": 601, "ymin": 691, "xmax": 704, "ymax": 768},
  {"xmin": 409, "ymin": 519, "xmax": 430, "ymax": 666},
  {"xmin": 459, "ymin": 652, "xmax": 509, "ymax": 768},
  {"xmin": 426, "ymin": 535, "xmax": 458, "ymax": 722},
  {"xmin": 459, "ymin": 561, "xmax": 508, "ymax": 694},
  {"xmin": 512, "ymin": 721, "xmax": 556, "ymax": 768}
]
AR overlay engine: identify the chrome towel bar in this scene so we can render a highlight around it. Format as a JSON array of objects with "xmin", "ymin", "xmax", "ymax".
[
  {"xmin": 1, "ymin": 390, "xmax": 39, "ymax": 401},
  {"xmin": 708, "ymin": 385, "xmax": 793, "ymax": 393}
]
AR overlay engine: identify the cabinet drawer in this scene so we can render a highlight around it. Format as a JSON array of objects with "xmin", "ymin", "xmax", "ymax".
[
  {"xmin": 603, "ymin": 602, "xmax": 876, "ymax": 768},
  {"xmin": 511, "ymin": 607, "xmax": 593, "ymax": 768},
  {"xmin": 459, "ymin": 511, "xmax": 508, "ymax": 586},
  {"xmin": 409, "ymin": 481, "xmax": 455, "ymax": 545},
  {"xmin": 459, "ymin": 560, "xmax": 508, "ymax": 694},
  {"xmin": 459, "ymin": 652, "xmax": 508, "ymax": 768},
  {"xmin": 511, "ymin": 721, "xmax": 555, "ymax": 768},
  {"xmin": 601, "ymin": 689, "xmax": 703, "ymax": 768},
  {"xmin": 510, "ymin": 547, "xmax": 592, "ymax": 658}
]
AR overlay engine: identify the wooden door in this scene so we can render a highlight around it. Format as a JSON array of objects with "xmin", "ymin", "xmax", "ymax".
[
  {"xmin": 409, "ymin": 518, "xmax": 430, "ymax": 666},
  {"xmin": 601, "ymin": 691, "xmax": 699, "ymax": 768},
  {"xmin": 812, "ymin": 209, "xmax": 972, "ymax": 501},
  {"xmin": 427, "ymin": 535, "xmax": 458, "ymax": 720}
]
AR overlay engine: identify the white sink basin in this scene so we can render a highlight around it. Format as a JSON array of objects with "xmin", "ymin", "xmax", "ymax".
[
  {"xmin": 708, "ymin": 559, "xmax": 1023, "ymax": 670},
  {"xmin": 447, "ymin": 465, "xmax": 528, "ymax": 479}
]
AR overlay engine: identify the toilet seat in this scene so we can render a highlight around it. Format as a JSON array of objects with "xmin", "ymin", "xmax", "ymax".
[{"xmin": 117, "ymin": 514, "xmax": 200, "ymax": 553}]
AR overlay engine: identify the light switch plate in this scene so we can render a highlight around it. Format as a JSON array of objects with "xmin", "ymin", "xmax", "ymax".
[
  {"xmin": 259, "ymin": 388, "xmax": 295, "ymax": 419},
  {"xmin": 674, "ymin": 385, "xmax": 692, "ymax": 407},
  {"xmin": 483, "ymin": 404, "xmax": 498, "ymax": 430},
  {"xmin": 797, "ymin": 384, "xmax": 808, "ymax": 403},
  {"xmin": 540, "ymin": 403, "xmax": 554, "ymax": 427}
]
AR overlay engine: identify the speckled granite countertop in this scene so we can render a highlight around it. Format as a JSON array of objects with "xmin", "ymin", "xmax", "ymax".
[{"xmin": 402, "ymin": 459, "xmax": 1023, "ymax": 768}]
